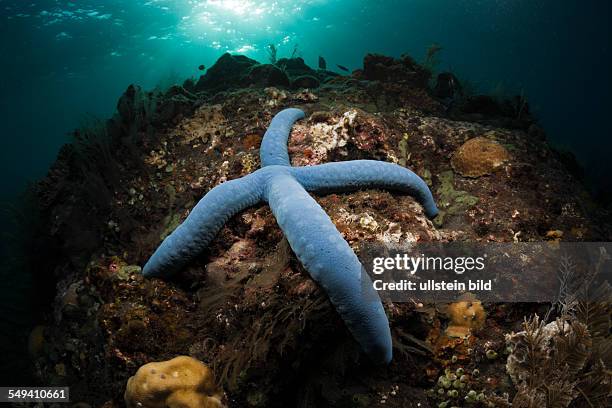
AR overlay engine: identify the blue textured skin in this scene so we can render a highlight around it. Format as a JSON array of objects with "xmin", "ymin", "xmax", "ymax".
[
  {"xmin": 260, "ymin": 108, "xmax": 306, "ymax": 167},
  {"xmin": 143, "ymin": 108, "xmax": 438, "ymax": 364}
]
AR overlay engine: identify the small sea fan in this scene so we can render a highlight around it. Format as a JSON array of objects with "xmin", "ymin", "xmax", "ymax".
[
  {"xmin": 506, "ymin": 271, "xmax": 611, "ymax": 408},
  {"xmin": 266, "ymin": 43, "xmax": 277, "ymax": 64},
  {"xmin": 505, "ymin": 315, "xmax": 551, "ymax": 386},
  {"xmin": 551, "ymin": 319, "xmax": 591, "ymax": 377}
]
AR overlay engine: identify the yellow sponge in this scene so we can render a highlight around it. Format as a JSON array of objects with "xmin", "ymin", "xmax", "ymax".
[{"xmin": 125, "ymin": 356, "xmax": 224, "ymax": 408}]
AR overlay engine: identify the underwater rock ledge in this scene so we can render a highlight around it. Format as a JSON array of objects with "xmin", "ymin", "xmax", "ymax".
[{"xmin": 28, "ymin": 51, "xmax": 611, "ymax": 407}]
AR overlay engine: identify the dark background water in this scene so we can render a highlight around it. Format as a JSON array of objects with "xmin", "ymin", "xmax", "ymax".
[
  {"xmin": 0, "ymin": 0, "xmax": 610, "ymax": 384},
  {"xmin": 1, "ymin": 0, "xmax": 610, "ymax": 205}
]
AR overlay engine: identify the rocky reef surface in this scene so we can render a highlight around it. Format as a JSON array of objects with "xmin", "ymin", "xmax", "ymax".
[{"xmin": 25, "ymin": 52, "xmax": 611, "ymax": 407}]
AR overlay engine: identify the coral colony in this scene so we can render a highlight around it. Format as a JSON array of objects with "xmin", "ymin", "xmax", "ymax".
[{"xmin": 143, "ymin": 108, "xmax": 438, "ymax": 364}]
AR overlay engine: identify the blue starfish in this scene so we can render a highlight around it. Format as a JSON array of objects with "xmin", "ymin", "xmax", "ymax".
[{"xmin": 143, "ymin": 108, "xmax": 438, "ymax": 364}]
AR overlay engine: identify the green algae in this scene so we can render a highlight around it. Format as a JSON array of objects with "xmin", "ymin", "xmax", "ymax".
[
  {"xmin": 160, "ymin": 213, "xmax": 182, "ymax": 240},
  {"xmin": 422, "ymin": 168, "xmax": 433, "ymax": 186},
  {"xmin": 435, "ymin": 171, "xmax": 478, "ymax": 227},
  {"xmin": 116, "ymin": 265, "xmax": 141, "ymax": 281}
]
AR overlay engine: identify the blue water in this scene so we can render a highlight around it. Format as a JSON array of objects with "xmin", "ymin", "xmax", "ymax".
[{"xmin": 1, "ymin": 0, "xmax": 610, "ymax": 204}]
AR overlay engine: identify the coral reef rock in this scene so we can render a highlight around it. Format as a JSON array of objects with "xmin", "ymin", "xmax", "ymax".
[
  {"xmin": 276, "ymin": 56, "xmax": 316, "ymax": 78},
  {"xmin": 27, "ymin": 51, "xmax": 611, "ymax": 406},
  {"xmin": 195, "ymin": 53, "xmax": 258, "ymax": 92},
  {"xmin": 451, "ymin": 136, "xmax": 510, "ymax": 177},
  {"xmin": 362, "ymin": 53, "xmax": 430, "ymax": 86},
  {"xmin": 173, "ymin": 104, "xmax": 229, "ymax": 146},
  {"xmin": 290, "ymin": 74, "xmax": 320, "ymax": 89},
  {"xmin": 192, "ymin": 54, "xmax": 337, "ymax": 93},
  {"xmin": 125, "ymin": 356, "xmax": 225, "ymax": 408},
  {"xmin": 243, "ymin": 63, "xmax": 290, "ymax": 88}
]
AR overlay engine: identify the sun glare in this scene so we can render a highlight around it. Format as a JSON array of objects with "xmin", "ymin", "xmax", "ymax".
[
  {"xmin": 176, "ymin": 0, "xmax": 322, "ymax": 54},
  {"xmin": 203, "ymin": 0, "xmax": 276, "ymax": 18},
  {"xmin": 208, "ymin": 0, "xmax": 251, "ymax": 16}
]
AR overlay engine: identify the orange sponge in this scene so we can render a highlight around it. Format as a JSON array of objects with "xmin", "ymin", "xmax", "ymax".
[{"xmin": 445, "ymin": 300, "xmax": 486, "ymax": 338}]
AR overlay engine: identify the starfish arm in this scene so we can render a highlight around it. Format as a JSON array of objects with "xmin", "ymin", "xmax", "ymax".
[
  {"xmin": 264, "ymin": 173, "xmax": 393, "ymax": 364},
  {"xmin": 292, "ymin": 160, "xmax": 439, "ymax": 218},
  {"xmin": 260, "ymin": 108, "xmax": 305, "ymax": 167},
  {"xmin": 142, "ymin": 172, "xmax": 265, "ymax": 278}
]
